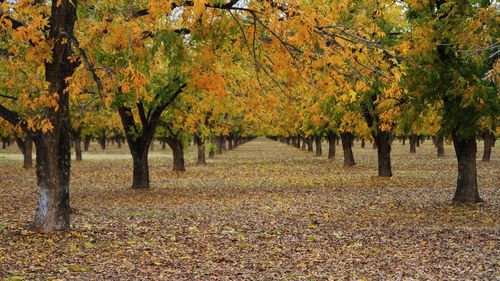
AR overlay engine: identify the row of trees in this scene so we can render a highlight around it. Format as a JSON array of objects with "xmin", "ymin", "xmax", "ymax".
[{"xmin": 0, "ymin": 0, "xmax": 498, "ymax": 232}]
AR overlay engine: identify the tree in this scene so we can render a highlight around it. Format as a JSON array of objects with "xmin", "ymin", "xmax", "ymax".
[
  {"xmin": 404, "ymin": 0, "xmax": 499, "ymax": 203},
  {"xmin": 0, "ymin": 0, "xmax": 79, "ymax": 231}
]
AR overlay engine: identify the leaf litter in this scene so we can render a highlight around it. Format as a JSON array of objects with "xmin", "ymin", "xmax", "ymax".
[{"xmin": 0, "ymin": 138, "xmax": 498, "ymax": 280}]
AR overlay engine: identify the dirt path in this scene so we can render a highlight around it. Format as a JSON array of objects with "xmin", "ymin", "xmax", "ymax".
[{"xmin": 0, "ymin": 138, "xmax": 498, "ymax": 280}]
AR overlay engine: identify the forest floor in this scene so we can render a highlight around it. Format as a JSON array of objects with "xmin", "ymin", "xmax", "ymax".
[{"xmin": 0, "ymin": 138, "xmax": 498, "ymax": 280}]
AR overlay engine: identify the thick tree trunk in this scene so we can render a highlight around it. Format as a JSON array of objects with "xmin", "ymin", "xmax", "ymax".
[
  {"xmin": 228, "ymin": 136, "xmax": 234, "ymax": 150},
  {"xmin": 482, "ymin": 132, "xmax": 495, "ymax": 162},
  {"xmin": 195, "ymin": 135, "xmax": 206, "ymax": 165},
  {"xmin": 375, "ymin": 132, "xmax": 392, "ymax": 177},
  {"xmin": 327, "ymin": 132, "xmax": 336, "ymax": 160},
  {"xmin": 15, "ymin": 136, "xmax": 33, "ymax": 169},
  {"xmin": 410, "ymin": 134, "xmax": 417, "ymax": 153},
  {"xmin": 167, "ymin": 136, "xmax": 185, "ymax": 172},
  {"xmin": 131, "ymin": 147, "xmax": 150, "ymax": 189},
  {"xmin": 31, "ymin": 135, "xmax": 71, "ymax": 232},
  {"xmin": 28, "ymin": 1, "xmax": 78, "ymax": 232},
  {"xmin": 452, "ymin": 136, "xmax": 482, "ymax": 203},
  {"xmin": 314, "ymin": 135, "xmax": 322, "ymax": 156},
  {"xmin": 436, "ymin": 136, "xmax": 445, "ymax": 158},
  {"xmin": 341, "ymin": 132, "xmax": 356, "ymax": 167}
]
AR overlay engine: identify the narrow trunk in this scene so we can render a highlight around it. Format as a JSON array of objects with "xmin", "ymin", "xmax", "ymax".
[
  {"xmin": 99, "ymin": 136, "xmax": 106, "ymax": 150},
  {"xmin": 222, "ymin": 136, "xmax": 227, "ymax": 150},
  {"xmin": 2, "ymin": 138, "xmax": 8, "ymax": 149},
  {"xmin": 452, "ymin": 136, "xmax": 482, "ymax": 203},
  {"xmin": 375, "ymin": 131, "xmax": 392, "ymax": 177},
  {"xmin": 217, "ymin": 136, "xmax": 223, "ymax": 154},
  {"xmin": 16, "ymin": 136, "xmax": 33, "ymax": 169},
  {"xmin": 74, "ymin": 134, "xmax": 82, "ymax": 161},
  {"xmin": 436, "ymin": 136, "xmax": 445, "ymax": 158},
  {"xmin": 361, "ymin": 139, "xmax": 365, "ymax": 148},
  {"xmin": 327, "ymin": 132, "xmax": 336, "ymax": 160},
  {"xmin": 307, "ymin": 137, "xmax": 313, "ymax": 152},
  {"xmin": 301, "ymin": 137, "xmax": 306, "ymax": 150},
  {"xmin": 83, "ymin": 136, "xmax": 91, "ymax": 152},
  {"xmin": 228, "ymin": 136, "xmax": 234, "ymax": 150},
  {"xmin": 341, "ymin": 133, "xmax": 356, "ymax": 167},
  {"xmin": 314, "ymin": 135, "xmax": 322, "ymax": 156},
  {"xmin": 161, "ymin": 138, "xmax": 166, "ymax": 150},
  {"xmin": 195, "ymin": 135, "xmax": 206, "ymax": 165},
  {"xmin": 167, "ymin": 137, "xmax": 185, "ymax": 172},
  {"xmin": 402, "ymin": 136, "xmax": 406, "ymax": 145},
  {"xmin": 410, "ymin": 134, "xmax": 417, "ymax": 153},
  {"xmin": 482, "ymin": 132, "xmax": 495, "ymax": 162}
]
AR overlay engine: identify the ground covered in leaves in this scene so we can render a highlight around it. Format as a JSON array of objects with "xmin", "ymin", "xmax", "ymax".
[{"xmin": 0, "ymin": 138, "xmax": 498, "ymax": 280}]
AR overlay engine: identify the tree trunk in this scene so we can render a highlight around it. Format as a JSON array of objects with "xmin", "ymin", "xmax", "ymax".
[
  {"xmin": 375, "ymin": 132, "xmax": 392, "ymax": 177},
  {"xmin": 217, "ymin": 136, "xmax": 223, "ymax": 154},
  {"xmin": 410, "ymin": 134, "xmax": 417, "ymax": 153},
  {"xmin": 83, "ymin": 136, "xmax": 91, "ymax": 152},
  {"xmin": 314, "ymin": 135, "xmax": 322, "ymax": 156},
  {"xmin": 436, "ymin": 136, "xmax": 445, "ymax": 158},
  {"xmin": 482, "ymin": 132, "xmax": 495, "ymax": 162},
  {"xmin": 307, "ymin": 137, "xmax": 313, "ymax": 152},
  {"xmin": 99, "ymin": 135, "xmax": 106, "ymax": 150},
  {"xmin": 161, "ymin": 138, "xmax": 167, "ymax": 150},
  {"xmin": 327, "ymin": 132, "xmax": 336, "ymax": 160},
  {"xmin": 131, "ymin": 147, "xmax": 150, "ymax": 189},
  {"xmin": 228, "ymin": 136, "xmax": 234, "ymax": 150},
  {"xmin": 2, "ymin": 137, "xmax": 8, "ymax": 149},
  {"xmin": 148, "ymin": 140, "xmax": 153, "ymax": 151},
  {"xmin": 452, "ymin": 136, "xmax": 482, "ymax": 203},
  {"xmin": 341, "ymin": 132, "xmax": 356, "ymax": 167},
  {"xmin": 73, "ymin": 134, "xmax": 82, "ymax": 161},
  {"xmin": 15, "ymin": 136, "xmax": 33, "ymax": 169},
  {"xmin": 195, "ymin": 135, "xmax": 206, "ymax": 165},
  {"xmin": 222, "ymin": 136, "xmax": 227, "ymax": 150},
  {"xmin": 167, "ymin": 136, "xmax": 186, "ymax": 172},
  {"xmin": 27, "ymin": 1, "xmax": 78, "ymax": 232},
  {"xmin": 361, "ymin": 139, "xmax": 365, "ymax": 148},
  {"xmin": 301, "ymin": 137, "xmax": 306, "ymax": 150}
]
